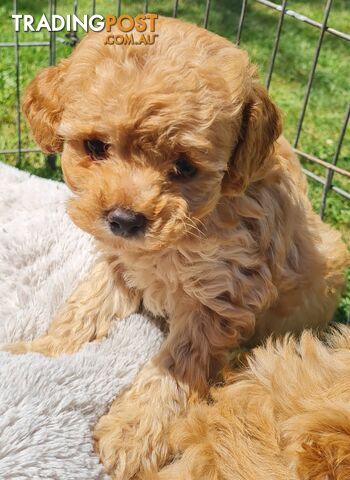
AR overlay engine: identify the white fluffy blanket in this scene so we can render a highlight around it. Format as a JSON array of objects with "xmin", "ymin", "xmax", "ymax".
[{"xmin": 0, "ymin": 163, "xmax": 163, "ymax": 479}]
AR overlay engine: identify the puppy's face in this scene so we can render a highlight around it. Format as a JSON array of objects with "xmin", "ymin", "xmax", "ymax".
[{"xmin": 23, "ymin": 18, "xmax": 281, "ymax": 251}]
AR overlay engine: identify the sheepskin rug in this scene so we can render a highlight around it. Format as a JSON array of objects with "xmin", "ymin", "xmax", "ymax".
[{"xmin": 0, "ymin": 162, "xmax": 163, "ymax": 479}]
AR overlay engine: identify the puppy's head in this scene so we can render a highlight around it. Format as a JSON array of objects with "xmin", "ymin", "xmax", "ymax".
[{"xmin": 23, "ymin": 17, "xmax": 281, "ymax": 251}]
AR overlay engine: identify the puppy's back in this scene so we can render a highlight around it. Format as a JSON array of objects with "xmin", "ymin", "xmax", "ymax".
[{"xmin": 157, "ymin": 327, "xmax": 350, "ymax": 479}]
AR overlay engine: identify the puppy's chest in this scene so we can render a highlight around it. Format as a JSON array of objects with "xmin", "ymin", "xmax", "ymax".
[{"xmin": 123, "ymin": 252, "xmax": 184, "ymax": 317}]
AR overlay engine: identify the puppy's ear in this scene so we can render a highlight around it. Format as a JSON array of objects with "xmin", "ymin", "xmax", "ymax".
[
  {"xmin": 222, "ymin": 81, "xmax": 282, "ymax": 195},
  {"xmin": 22, "ymin": 59, "xmax": 69, "ymax": 154}
]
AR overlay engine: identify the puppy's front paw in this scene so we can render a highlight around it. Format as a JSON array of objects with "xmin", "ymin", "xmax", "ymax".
[
  {"xmin": 4, "ymin": 335, "xmax": 63, "ymax": 357},
  {"xmin": 3, "ymin": 341, "xmax": 31, "ymax": 355},
  {"xmin": 93, "ymin": 361, "xmax": 189, "ymax": 479},
  {"xmin": 94, "ymin": 403, "xmax": 166, "ymax": 479}
]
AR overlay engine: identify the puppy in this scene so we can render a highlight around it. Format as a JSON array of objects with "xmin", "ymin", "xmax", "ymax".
[
  {"xmin": 156, "ymin": 326, "xmax": 350, "ymax": 480},
  {"xmin": 7, "ymin": 17, "xmax": 348, "ymax": 479}
]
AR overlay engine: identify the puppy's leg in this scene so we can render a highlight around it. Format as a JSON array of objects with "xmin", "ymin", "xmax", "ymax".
[
  {"xmin": 6, "ymin": 257, "xmax": 141, "ymax": 356},
  {"xmin": 94, "ymin": 360, "xmax": 190, "ymax": 480},
  {"xmin": 94, "ymin": 298, "xmax": 252, "ymax": 479}
]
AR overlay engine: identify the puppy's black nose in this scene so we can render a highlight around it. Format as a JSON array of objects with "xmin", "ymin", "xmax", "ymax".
[{"xmin": 107, "ymin": 208, "xmax": 147, "ymax": 237}]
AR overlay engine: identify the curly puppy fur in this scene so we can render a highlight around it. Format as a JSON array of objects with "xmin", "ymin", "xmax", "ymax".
[
  {"xmin": 9, "ymin": 17, "xmax": 349, "ymax": 479},
  {"xmin": 156, "ymin": 327, "xmax": 350, "ymax": 480}
]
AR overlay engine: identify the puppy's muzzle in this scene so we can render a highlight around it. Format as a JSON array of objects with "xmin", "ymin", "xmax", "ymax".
[{"xmin": 107, "ymin": 208, "xmax": 147, "ymax": 238}]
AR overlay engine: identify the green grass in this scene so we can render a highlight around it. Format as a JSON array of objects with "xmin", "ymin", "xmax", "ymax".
[{"xmin": 0, "ymin": 0, "xmax": 349, "ymax": 321}]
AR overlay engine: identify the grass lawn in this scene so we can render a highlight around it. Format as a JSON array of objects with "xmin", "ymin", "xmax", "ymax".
[{"xmin": 0, "ymin": 0, "xmax": 349, "ymax": 321}]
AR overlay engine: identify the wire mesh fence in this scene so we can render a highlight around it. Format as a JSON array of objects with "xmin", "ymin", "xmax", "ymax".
[{"xmin": 0, "ymin": 0, "xmax": 349, "ymax": 219}]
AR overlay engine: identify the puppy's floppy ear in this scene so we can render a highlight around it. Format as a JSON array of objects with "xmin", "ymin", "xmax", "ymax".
[
  {"xmin": 222, "ymin": 80, "xmax": 282, "ymax": 195},
  {"xmin": 22, "ymin": 59, "xmax": 69, "ymax": 154}
]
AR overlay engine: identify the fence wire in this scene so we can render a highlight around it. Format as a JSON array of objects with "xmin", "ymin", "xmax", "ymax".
[{"xmin": 0, "ymin": 0, "xmax": 349, "ymax": 218}]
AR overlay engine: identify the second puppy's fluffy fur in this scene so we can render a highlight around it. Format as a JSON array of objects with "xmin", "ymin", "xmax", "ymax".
[
  {"xmin": 8, "ymin": 17, "xmax": 348, "ymax": 478},
  {"xmin": 157, "ymin": 327, "xmax": 350, "ymax": 480}
]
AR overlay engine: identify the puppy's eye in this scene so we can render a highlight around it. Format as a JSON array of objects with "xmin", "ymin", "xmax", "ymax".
[
  {"xmin": 169, "ymin": 155, "xmax": 197, "ymax": 181},
  {"xmin": 84, "ymin": 139, "xmax": 109, "ymax": 159}
]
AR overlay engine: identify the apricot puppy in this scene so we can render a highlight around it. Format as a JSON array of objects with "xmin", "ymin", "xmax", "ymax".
[
  {"xmin": 157, "ymin": 327, "xmax": 350, "ymax": 480},
  {"xmin": 8, "ymin": 17, "xmax": 348, "ymax": 479}
]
